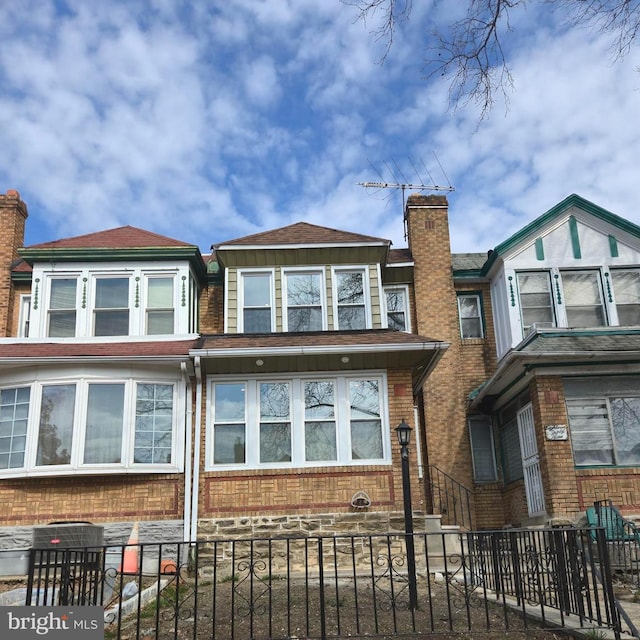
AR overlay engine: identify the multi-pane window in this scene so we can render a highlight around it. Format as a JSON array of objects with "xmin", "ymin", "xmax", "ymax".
[
  {"xmin": 611, "ymin": 269, "xmax": 640, "ymax": 325},
  {"xmin": 94, "ymin": 278, "xmax": 130, "ymax": 336},
  {"xmin": 285, "ymin": 272, "xmax": 323, "ymax": 332},
  {"xmin": 48, "ymin": 278, "xmax": 77, "ymax": 337},
  {"xmin": 517, "ymin": 272, "xmax": 555, "ymax": 331},
  {"xmin": 385, "ymin": 287, "xmax": 409, "ymax": 332},
  {"xmin": 567, "ymin": 397, "xmax": 640, "ymax": 466},
  {"xmin": 304, "ymin": 380, "xmax": 337, "ymax": 462},
  {"xmin": 561, "ymin": 270, "xmax": 606, "ymax": 327},
  {"xmin": 134, "ymin": 383, "xmax": 174, "ymax": 464},
  {"xmin": 335, "ymin": 270, "xmax": 366, "ymax": 330},
  {"xmin": 241, "ymin": 272, "xmax": 273, "ymax": 333},
  {"xmin": 1, "ymin": 379, "xmax": 177, "ymax": 476},
  {"xmin": 457, "ymin": 294, "xmax": 483, "ymax": 338},
  {"xmin": 260, "ymin": 382, "xmax": 291, "ymax": 463},
  {"xmin": 209, "ymin": 374, "xmax": 388, "ymax": 469},
  {"xmin": 212, "ymin": 383, "xmax": 246, "ymax": 464},
  {"xmin": 146, "ymin": 277, "xmax": 174, "ymax": 335},
  {"xmin": 0, "ymin": 387, "xmax": 30, "ymax": 470},
  {"xmin": 469, "ymin": 416, "xmax": 497, "ymax": 481}
]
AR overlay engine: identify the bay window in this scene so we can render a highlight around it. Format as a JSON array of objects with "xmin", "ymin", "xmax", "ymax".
[
  {"xmin": 208, "ymin": 373, "xmax": 389, "ymax": 469},
  {"xmin": 610, "ymin": 269, "xmax": 640, "ymax": 325},
  {"xmin": 517, "ymin": 272, "xmax": 555, "ymax": 331},
  {"xmin": 94, "ymin": 277, "xmax": 130, "ymax": 336},
  {"xmin": 561, "ymin": 270, "xmax": 606, "ymax": 327},
  {"xmin": 146, "ymin": 277, "xmax": 175, "ymax": 334},
  {"xmin": 1, "ymin": 377, "xmax": 179, "ymax": 476}
]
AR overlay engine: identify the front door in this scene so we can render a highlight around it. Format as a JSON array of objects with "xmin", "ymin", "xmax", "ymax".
[{"xmin": 517, "ymin": 403, "xmax": 546, "ymax": 517}]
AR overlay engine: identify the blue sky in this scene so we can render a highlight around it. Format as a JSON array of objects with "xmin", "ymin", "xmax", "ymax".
[{"xmin": 0, "ymin": 0, "xmax": 638, "ymax": 254}]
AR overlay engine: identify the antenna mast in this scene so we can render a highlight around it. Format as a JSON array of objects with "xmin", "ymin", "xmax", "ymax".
[{"xmin": 358, "ymin": 155, "xmax": 455, "ymax": 240}]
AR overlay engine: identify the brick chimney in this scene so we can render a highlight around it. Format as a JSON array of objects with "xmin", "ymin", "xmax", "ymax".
[
  {"xmin": 405, "ymin": 194, "xmax": 475, "ymax": 492},
  {"xmin": 0, "ymin": 190, "xmax": 28, "ymax": 336}
]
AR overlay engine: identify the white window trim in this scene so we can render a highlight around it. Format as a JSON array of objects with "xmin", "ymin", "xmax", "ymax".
[
  {"xmin": 331, "ymin": 266, "xmax": 372, "ymax": 330},
  {"xmin": 383, "ymin": 285, "xmax": 411, "ymax": 332},
  {"xmin": 205, "ymin": 371, "xmax": 391, "ymax": 471},
  {"xmin": 238, "ymin": 268, "xmax": 276, "ymax": 333},
  {"xmin": 18, "ymin": 294, "xmax": 31, "ymax": 338},
  {"xmin": 29, "ymin": 263, "xmax": 189, "ymax": 339},
  {"xmin": 457, "ymin": 293, "xmax": 484, "ymax": 339},
  {"xmin": 0, "ymin": 370, "xmax": 184, "ymax": 478},
  {"xmin": 282, "ymin": 267, "xmax": 327, "ymax": 332}
]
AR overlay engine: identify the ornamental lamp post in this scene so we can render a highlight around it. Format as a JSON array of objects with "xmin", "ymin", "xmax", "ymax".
[{"xmin": 395, "ymin": 418, "xmax": 418, "ymax": 610}]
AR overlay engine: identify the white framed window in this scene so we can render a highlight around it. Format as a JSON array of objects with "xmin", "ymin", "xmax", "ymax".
[
  {"xmin": 93, "ymin": 277, "xmax": 130, "ymax": 336},
  {"xmin": 610, "ymin": 269, "xmax": 640, "ymax": 326},
  {"xmin": 384, "ymin": 286, "xmax": 410, "ymax": 332},
  {"xmin": 18, "ymin": 295, "xmax": 31, "ymax": 338},
  {"xmin": 567, "ymin": 396, "xmax": 640, "ymax": 467},
  {"xmin": 333, "ymin": 268, "xmax": 369, "ymax": 330},
  {"xmin": 283, "ymin": 269, "xmax": 325, "ymax": 332},
  {"xmin": 516, "ymin": 271, "xmax": 555, "ymax": 332},
  {"xmin": 207, "ymin": 372, "xmax": 389, "ymax": 470},
  {"xmin": 32, "ymin": 267, "xmax": 191, "ymax": 338},
  {"xmin": 0, "ymin": 376, "xmax": 181, "ymax": 477},
  {"xmin": 561, "ymin": 270, "xmax": 606, "ymax": 327},
  {"xmin": 146, "ymin": 276, "xmax": 175, "ymax": 335},
  {"xmin": 457, "ymin": 293, "xmax": 484, "ymax": 338},
  {"xmin": 469, "ymin": 415, "xmax": 497, "ymax": 481},
  {"xmin": 47, "ymin": 278, "xmax": 78, "ymax": 337},
  {"xmin": 240, "ymin": 270, "xmax": 274, "ymax": 333}
]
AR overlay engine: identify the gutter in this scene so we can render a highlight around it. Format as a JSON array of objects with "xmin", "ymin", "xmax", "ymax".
[
  {"xmin": 181, "ymin": 361, "xmax": 193, "ymax": 544},
  {"xmin": 190, "ymin": 356, "xmax": 203, "ymax": 543}
]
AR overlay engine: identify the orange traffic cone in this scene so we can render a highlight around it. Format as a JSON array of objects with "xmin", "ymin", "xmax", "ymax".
[{"xmin": 120, "ymin": 522, "xmax": 140, "ymax": 574}]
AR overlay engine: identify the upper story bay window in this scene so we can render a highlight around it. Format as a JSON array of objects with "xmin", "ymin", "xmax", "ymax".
[
  {"xmin": 34, "ymin": 267, "xmax": 189, "ymax": 339},
  {"xmin": 516, "ymin": 272, "xmax": 555, "ymax": 332},
  {"xmin": 284, "ymin": 270, "xmax": 324, "ymax": 332},
  {"xmin": 240, "ymin": 271, "xmax": 274, "ymax": 333},
  {"xmin": 48, "ymin": 278, "xmax": 78, "ymax": 337},
  {"xmin": 94, "ymin": 277, "xmax": 130, "ymax": 336},
  {"xmin": 561, "ymin": 270, "xmax": 606, "ymax": 327},
  {"xmin": 334, "ymin": 268, "xmax": 369, "ymax": 330},
  {"xmin": 208, "ymin": 373, "xmax": 389, "ymax": 470},
  {"xmin": 610, "ymin": 269, "xmax": 640, "ymax": 325}
]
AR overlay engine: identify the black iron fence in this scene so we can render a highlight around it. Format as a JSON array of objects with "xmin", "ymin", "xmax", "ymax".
[
  {"xmin": 428, "ymin": 464, "xmax": 474, "ymax": 529},
  {"xmin": 23, "ymin": 527, "xmax": 633, "ymax": 639}
]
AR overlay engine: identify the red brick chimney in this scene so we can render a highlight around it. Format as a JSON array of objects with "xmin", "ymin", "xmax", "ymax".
[{"xmin": 0, "ymin": 190, "xmax": 29, "ymax": 336}]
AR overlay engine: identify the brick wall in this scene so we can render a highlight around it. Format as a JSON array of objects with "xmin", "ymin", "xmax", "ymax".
[
  {"xmin": 0, "ymin": 190, "xmax": 28, "ymax": 337},
  {"xmin": 529, "ymin": 375, "xmax": 581, "ymax": 522}
]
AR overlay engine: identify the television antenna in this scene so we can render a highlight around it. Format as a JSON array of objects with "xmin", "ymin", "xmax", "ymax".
[{"xmin": 358, "ymin": 154, "xmax": 455, "ymax": 239}]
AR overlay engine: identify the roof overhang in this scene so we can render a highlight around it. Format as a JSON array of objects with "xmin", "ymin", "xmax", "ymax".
[
  {"xmin": 470, "ymin": 328, "xmax": 640, "ymax": 412},
  {"xmin": 191, "ymin": 330, "xmax": 449, "ymax": 395}
]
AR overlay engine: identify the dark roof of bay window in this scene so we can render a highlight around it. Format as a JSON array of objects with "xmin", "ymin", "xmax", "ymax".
[{"xmin": 19, "ymin": 225, "xmax": 206, "ymax": 280}]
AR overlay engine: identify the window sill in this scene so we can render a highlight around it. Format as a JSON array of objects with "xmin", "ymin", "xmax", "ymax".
[{"xmin": 461, "ymin": 337, "xmax": 485, "ymax": 345}]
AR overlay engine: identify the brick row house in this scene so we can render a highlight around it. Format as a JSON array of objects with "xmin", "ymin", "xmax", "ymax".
[{"xmin": 2, "ymin": 188, "xmax": 640, "ymax": 553}]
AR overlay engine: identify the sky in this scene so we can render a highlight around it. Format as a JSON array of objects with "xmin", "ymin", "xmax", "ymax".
[{"xmin": 0, "ymin": 0, "xmax": 638, "ymax": 256}]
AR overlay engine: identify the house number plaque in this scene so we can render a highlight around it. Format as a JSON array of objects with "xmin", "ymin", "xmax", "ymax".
[{"xmin": 545, "ymin": 425, "xmax": 568, "ymax": 441}]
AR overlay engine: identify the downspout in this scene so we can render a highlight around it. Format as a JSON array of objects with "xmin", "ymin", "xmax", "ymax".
[
  {"xmin": 181, "ymin": 361, "xmax": 193, "ymax": 543},
  {"xmin": 190, "ymin": 356, "xmax": 203, "ymax": 543}
]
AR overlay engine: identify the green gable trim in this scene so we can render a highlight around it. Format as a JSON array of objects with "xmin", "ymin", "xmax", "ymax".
[
  {"xmin": 609, "ymin": 235, "xmax": 619, "ymax": 258},
  {"xmin": 535, "ymin": 237, "xmax": 544, "ymax": 260},
  {"xmin": 569, "ymin": 215, "xmax": 581, "ymax": 258},
  {"xmin": 481, "ymin": 194, "xmax": 640, "ymax": 276},
  {"xmin": 19, "ymin": 246, "xmax": 207, "ymax": 281}
]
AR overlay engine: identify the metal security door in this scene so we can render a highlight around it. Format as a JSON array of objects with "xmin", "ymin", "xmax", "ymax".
[{"xmin": 517, "ymin": 403, "xmax": 546, "ymax": 516}]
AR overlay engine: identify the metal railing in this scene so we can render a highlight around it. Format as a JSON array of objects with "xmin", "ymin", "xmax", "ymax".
[
  {"xmin": 428, "ymin": 464, "xmax": 474, "ymax": 529},
  {"xmin": 591, "ymin": 499, "xmax": 640, "ymax": 588},
  {"xmin": 21, "ymin": 527, "xmax": 631, "ymax": 639}
]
